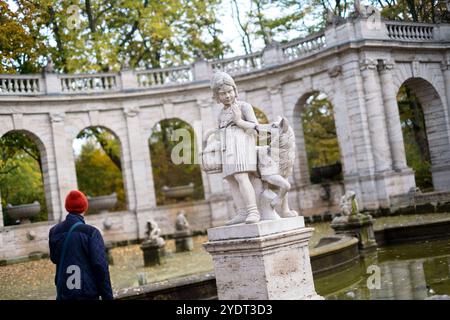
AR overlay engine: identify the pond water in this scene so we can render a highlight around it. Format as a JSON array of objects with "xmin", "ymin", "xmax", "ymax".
[{"xmin": 315, "ymin": 238, "xmax": 450, "ymax": 299}]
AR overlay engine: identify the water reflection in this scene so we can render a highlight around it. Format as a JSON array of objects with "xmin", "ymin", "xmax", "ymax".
[{"xmin": 315, "ymin": 239, "xmax": 450, "ymax": 299}]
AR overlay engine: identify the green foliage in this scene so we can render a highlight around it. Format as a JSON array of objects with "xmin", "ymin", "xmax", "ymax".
[
  {"xmin": 397, "ymin": 84, "xmax": 433, "ymax": 191},
  {"xmin": 2, "ymin": 0, "xmax": 228, "ymax": 73},
  {"xmin": 371, "ymin": 0, "xmax": 450, "ymax": 23},
  {"xmin": 149, "ymin": 118, "xmax": 204, "ymax": 205},
  {"xmin": 0, "ymin": 132, "xmax": 47, "ymax": 225},
  {"xmin": 74, "ymin": 129, "xmax": 126, "ymax": 212},
  {"xmin": 301, "ymin": 92, "xmax": 342, "ymax": 181}
]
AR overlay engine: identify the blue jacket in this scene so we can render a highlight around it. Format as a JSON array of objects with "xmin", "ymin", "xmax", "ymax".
[{"xmin": 49, "ymin": 213, "xmax": 113, "ymax": 300}]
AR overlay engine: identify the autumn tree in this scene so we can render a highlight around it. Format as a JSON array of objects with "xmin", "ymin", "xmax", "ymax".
[
  {"xmin": 2, "ymin": 0, "xmax": 229, "ymax": 73},
  {"xmin": 74, "ymin": 131, "xmax": 126, "ymax": 212},
  {"xmin": 370, "ymin": 0, "xmax": 450, "ymax": 23},
  {"xmin": 149, "ymin": 118, "xmax": 204, "ymax": 205},
  {"xmin": 397, "ymin": 85, "xmax": 433, "ymax": 190},
  {"xmin": 301, "ymin": 92, "xmax": 342, "ymax": 182},
  {"xmin": 0, "ymin": 131, "xmax": 47, "ymax": 225}
]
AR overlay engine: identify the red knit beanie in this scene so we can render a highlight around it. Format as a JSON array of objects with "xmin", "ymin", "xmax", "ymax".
[{"xmin": 65, "ymin": 190, "xmax": 88, "ymax": 214}]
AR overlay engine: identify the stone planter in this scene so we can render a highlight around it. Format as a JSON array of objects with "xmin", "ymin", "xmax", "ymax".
[
  {"xmin": 162, "ymin": 183, "xmax": 194, "ymax": 199},
  {"xmin": 87, "ymin": 193, "xmax": 118, "ymax": 214},
  {"xmin": 5, "ymin": 201, "xmax": 41, "ymax": 224}
]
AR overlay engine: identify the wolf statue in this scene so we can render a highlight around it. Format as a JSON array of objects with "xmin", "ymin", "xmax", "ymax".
[{"xmin": 253, "ymin": 116, "xmax": 299, "ymax": 220}]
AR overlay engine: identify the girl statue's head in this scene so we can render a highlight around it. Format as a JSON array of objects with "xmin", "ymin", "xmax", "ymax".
[{"xmin": 210, "ymin": 71, "xmax": 238, "ymax": 103}]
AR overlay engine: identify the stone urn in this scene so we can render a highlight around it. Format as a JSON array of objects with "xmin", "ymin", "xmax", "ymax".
[
  {"xmin": 162, "ymin": 183, "xmax": 194, "ymax": 199},
  {"xmin": 87, "ymin": 193, "xmax": 118, "ymax": 214},
  {"xmin": 5, "ymin": 201, "xmax": 41, "ymax": 224}
]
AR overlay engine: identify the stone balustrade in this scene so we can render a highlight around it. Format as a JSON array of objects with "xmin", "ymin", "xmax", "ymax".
[
  {"xmin": 282, "ymin": 32, "xmax": 326, "ymax": 61},
  {"xmin": 386, "ymin": 21, "xmax": 434, "ymax": 41},
  {"xmin": 210, "ymin": 52, "xmax": 263, "ymax": 75},
  {"xmin": 0, "ymin": 75, "xmax": 42, "ymax": 95},
  {"xmin": 59, "ymin": 73, "xmax": 119, "ymax": 93},
  {"xmin": 0, "ymin": 19, "xmax": 448, "ymax": 97},
  {"xmin": 136, "ymin": 65, "xmax": 194, "ymax": 87}
]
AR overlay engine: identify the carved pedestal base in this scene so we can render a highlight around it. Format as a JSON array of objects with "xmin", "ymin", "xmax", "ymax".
[
  {"xmin": 331, "ymin": 214, "xmax": 377, "ymax": 251},
  {"xmin": 140, "ymin": 241, "xmax": 165, "ymax": 267},
  {"xmin": 203, "ymin": 217, "xmax": 323, "ymax": 300},
  {"xmin": 174, "ymin": 231, "xmax": 194, "ymax": 252}
]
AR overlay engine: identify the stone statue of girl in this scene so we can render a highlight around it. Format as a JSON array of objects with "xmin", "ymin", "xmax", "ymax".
[{"xmin": 210, "ymin": 72, "xmax": 261, "ymax": 225}]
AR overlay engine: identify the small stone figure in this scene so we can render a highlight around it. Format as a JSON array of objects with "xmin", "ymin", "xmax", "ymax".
[
  {"xmin": 145, "ymin": 220, "xmax": 165, "ymax": 247},
  {"xmin": 43, "ymin": 57, "xmax": 55, "ymax": 73},
  {"xmin": 175, "ymin": 210, "xmax": 190, "ymax": 231},
  {"xmin": 174, "ymin": 211, "xmax": 194, "ymax": 252},
  {"xmin": 331, "ymin": 190, "xmax": 377, "ymax": 251},
  {"xmin": 340, "ymin": 190, "xmax": 358, "ymax": 217},
  {"xmin": 140, "ymin": 220, "xmax": 166, "ymax": 267}
]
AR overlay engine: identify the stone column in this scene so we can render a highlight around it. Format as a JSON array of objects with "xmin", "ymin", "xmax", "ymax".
[
  {"xmin": 268, "ymin": 85, "xmax": 284, "ymax": 118},
  {"xmin": 50, "ymin": 112, "xmax": 72, "ymax": 221},
  {"xmin": 441, "ymin": 56, "xmax": 450, "ymax": 156},
  {"xmin": 0, "ymin": 190, "xmax": 3, "ymax": 228},
  {"xmin": 204, "ymin": 217, "xmax": 322, "ymax": 300},
  {"xmin": 339, "ymin": 57, "xmax": 379, "ymax": 209},
  {"xmin": 378, "ymin": 60, "xmax": 408, "ymax": 171},
  {"xmin": 360, "ymin": 59, "xmax": 393, "ymax": 172},
  {"xmin": 124, "ymin": 106, "xmax": 154, "ymax": 210},
  {"xmin": 123, "ymin": 106, "xmax": 155, "ymax": 238}
]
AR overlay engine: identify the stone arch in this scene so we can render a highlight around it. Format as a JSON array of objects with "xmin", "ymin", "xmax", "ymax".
[
  {"xmin": 0, "ymin": 129, "xmax": 52, "ymax": 223},
  {"xmin": 293, "ymin": 90, "xmax": 344, "ymax": 185},
  {"xmin": 72, "ymin": 125, "xmax": 128, "ymax": 212},
  {"xmin": 148, "ymin": 117, "xmax": 205, "ymax": 205},
  {"xmin": 397, "ymin": 77, "xmax": 450, "ymax": 190}
]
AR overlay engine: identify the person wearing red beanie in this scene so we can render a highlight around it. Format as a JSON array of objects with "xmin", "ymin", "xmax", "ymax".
[
  {"xmin": 65, "ymin": 190, "xmax": 89, "ymax": 214},
  {"xmin": 48, "ymin": 190, "xmax": 113, "ymax": 300}
]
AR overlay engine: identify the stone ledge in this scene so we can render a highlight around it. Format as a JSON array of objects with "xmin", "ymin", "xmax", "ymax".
[{"xmin": 207, "ymin": 216, "xmax": 304, "ymax": 241}]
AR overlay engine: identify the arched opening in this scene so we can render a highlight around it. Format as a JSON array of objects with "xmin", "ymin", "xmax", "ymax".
[
  {"xmin": 397, "ymin": 78, "xmax": 450, "ymax": 191},
  {"xmin": 0, "ymin": 131, "xmax": 49, "ymax": 225},
  {"xmin": 297, "ymin": 91, "xmax": 343, "ymax": 184},
  {"xmin": 149, "ymin": 118, "xmax": 204, "ymax": 206},
  {"xmin": 72, "ymin": 127, "xmax": 127, "ymax": 213}
]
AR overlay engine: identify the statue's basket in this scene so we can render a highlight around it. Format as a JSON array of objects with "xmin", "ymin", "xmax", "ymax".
[{"xmin": 200, "ymin": 130, "xmax": 222, "ymax": 174}]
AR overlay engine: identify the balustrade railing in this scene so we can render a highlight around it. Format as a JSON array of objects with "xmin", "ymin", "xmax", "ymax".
[
  {"xmin": 136, "ymin": 66, "xmax": 193, "ymax": 87},
  {"xmin": 211, "ymin": 52, "xmax": 263, "ymax": 75},
  {"xmin": 60, "ymin": 73, "xmax": 119, "ymax": 93},
  {"xmin": 0, "ymin": 75, "xmax": 42, "ymax": 94},
  {"xmin": 386, "ymin": 22, "xmax": 434, "ymax": 41},
  {"xmin": 0, "ymin": 19, "xmax": 446, "ymax": 96},
  {"xmin": 282, "ymin": 32, "xmax": 326, "ymax": 61}
]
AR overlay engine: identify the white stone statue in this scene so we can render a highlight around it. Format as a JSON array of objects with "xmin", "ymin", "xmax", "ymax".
[
  {"xmin": 209, "ymin": 72, "xmax": 261, "ymax": 225},
  {"xmin": 204, "ymin": 72, "xmax": 298, "ymax": 226},
  {"xmin": 256, "ymin": 117, "xmax": 298, "ymax": 218},
  {"xmin": 340, "ymin": 190, "xmax": 358, "ymax": 217},
  {"xmin": 145, "ymin": 220, "xmax": 165, "ymax": 247},
  {"xmin": 175, "ymin": 210, "xmax": 190, "ymax": 231}
]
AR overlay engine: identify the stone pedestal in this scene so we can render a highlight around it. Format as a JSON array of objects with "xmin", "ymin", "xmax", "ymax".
[
  {"xmin": 140, "ymin": 241, "xmax": 165, "ymax": 267},
  {"xmin": 105, "ymin": 242, "xmax": 114, "ymax": 265},
  {"xmin": 174, "ymin": 230, "xmax": 194, "ymax": 252},
  {"xmin": 203, "ymin": 217, "xmax": 323, "ymax": 300},
  {"xmin": 331, "ymin": 214, "xmax": 377, "ymax": 251}
]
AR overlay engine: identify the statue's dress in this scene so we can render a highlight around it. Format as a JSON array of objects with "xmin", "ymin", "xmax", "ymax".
[{"xmin": 218, "ymin": 101, "xmax": 258, "ymax": 178}]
